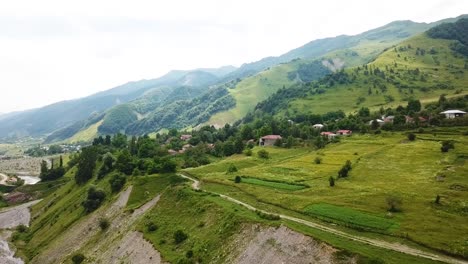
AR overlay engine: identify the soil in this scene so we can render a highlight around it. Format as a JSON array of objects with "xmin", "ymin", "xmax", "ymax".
[
  {"xmin": 30, "ymin": 187, "xmax": 165, "ymax": 264},
  {"xmin": 225, "ymin": 225, "xmax": 353, "ymax": 264},
  {"xmin": 92, "ymin": 231, "xmax": 166, "ymax": 264},
  {"xmin": 0, "ymin": 200, "xmax": 41, "ymax": 264}
]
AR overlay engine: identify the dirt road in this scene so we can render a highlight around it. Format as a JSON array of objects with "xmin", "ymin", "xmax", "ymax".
[{"xmin": 178, "ymin": 173, "xmax": 467, "ymax": 264}]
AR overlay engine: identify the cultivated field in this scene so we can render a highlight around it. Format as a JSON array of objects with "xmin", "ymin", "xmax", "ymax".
[{"xmin": 185, "ymin": 127, "xmax": 468, "ymax": 257}]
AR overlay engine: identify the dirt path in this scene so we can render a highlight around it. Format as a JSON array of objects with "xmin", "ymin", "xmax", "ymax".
[{"xmin": 178, "ymin": 173, "xmax": 467, "ymax": 264}]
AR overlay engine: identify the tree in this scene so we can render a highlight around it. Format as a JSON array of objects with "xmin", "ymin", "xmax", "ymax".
[
  {"xmin": 71, "ymin": 253, "xmax": 85, "ymax": 264},
  {"xmin": 407, "ymin": 99, "xmax": 422, "ymax": 112},
  {"xmin": 386, "ymin": 195, "xmax": 402, "ymax": 212},
  {"xmin": 115, "ymin": 149, "xmax": 134, "ymax": 175},
  {"xmin": 99, "ymin": 218, "xmax": 110, "ymax": 230},
  {"xmin": 109, "ymin": 173, "xmax": 126, "ymax": 193},
  {"xmin": 329, "ymin": 176, "xmax": 335, "ymax": 187},
  {"xmin": 234, "ymin": 176, "xmax": 241, "ymax": 183},
  {"xmin": 40, "ymin": 160, "xmax": 48, "ymax": 178},
  {"xmin": 75, "ymin": 147, "xmax": 98, "ymax": 184},
  {"xmin": 82, "ymin": 186, "xmax": 106, "ymax": 213}
]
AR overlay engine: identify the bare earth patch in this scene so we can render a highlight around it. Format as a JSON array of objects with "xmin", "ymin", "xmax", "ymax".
[
  {"xmin": 224, "ymin": 225, "xmax": 355, "ymax": 264},
  {"xmin": 31, "ymin": 186, "xmax": 164, "ymax": 264},
  {"xmin": 93, "ymin": 231, "xmax": 166, "ymax": 264}
]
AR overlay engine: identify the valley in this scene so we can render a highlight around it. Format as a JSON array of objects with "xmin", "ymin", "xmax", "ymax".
[{"xmin": 0, "ymin": 13, "xmax": 467, "ymax": 264}]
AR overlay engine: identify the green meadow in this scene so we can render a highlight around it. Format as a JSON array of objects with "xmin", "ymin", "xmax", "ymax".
[{"xmin": 185, "ymin": 128, "xmax": 468, "ymax": 257}]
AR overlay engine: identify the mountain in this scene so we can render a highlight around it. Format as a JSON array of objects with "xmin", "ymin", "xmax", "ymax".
[
  {"xmin": 253, "ymin": 18, "xmax": 468, "ymax": 119},
  {"xmin": 4, "ymin": 15, "xmax": 467, "ymax": 142},
  {"xmin": 48, "ymin": 15, "xmax": 468, "ymax": 142},
  {"xmin": 221, "ymin": 15, "xmax": 467, "ymax": 83},
  {"xmin": 0, "ymin": 66, "xmax": 237, "ymax": 140}
]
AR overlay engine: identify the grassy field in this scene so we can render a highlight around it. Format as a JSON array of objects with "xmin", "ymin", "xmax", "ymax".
[
  {"xmin": 241, "ymin": 176, "xmax": 308, "ymax": 191},
  {"xmin": 206, "ymin": 62, "xmax": 299, "ymax": 126},
  {"xmin": 185, "ymin": 128, "xmax": 468, "ymax": 257},
  {"xmin": 66, "ymin": 120, "xmax": 103, "ymax": 143},
  {"xmin": 126, "ymin": 174, "xmax": 179, "ymax": 210},
  {"xmin": 304, "ymin": 203, "xmax": 397, "ymax": 232}
]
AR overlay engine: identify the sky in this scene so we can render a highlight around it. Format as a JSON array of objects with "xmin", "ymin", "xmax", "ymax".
[{"xmin": 0, "ymin": 0, "xmax": 467, "ymax": 114}]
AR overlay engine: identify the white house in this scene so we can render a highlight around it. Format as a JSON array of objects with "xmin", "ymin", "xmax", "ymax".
[
  {"xmin": 440, "ymin": 110, "xmax": 466, "ymax": 119},
  {"xmin": 369, "ymin": 119, "xmax": 385, "ymax": 126},
  {"xmin": 312, "ymin": 124, "xmax": 324, "ymax": 129}
]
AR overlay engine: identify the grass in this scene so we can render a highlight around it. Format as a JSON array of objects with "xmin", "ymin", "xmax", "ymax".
[
  {"xmin": 284, "ymin": 34, "xmax": 467, "ymax": 117},
  {"xmin": 138, "ymin": 186, "xmax": 258, "ymax": 263},
  {"xmin": 126, "ymin": 174, "xmax": 176, "ymax": 210},
  {"xmin": 66, "ymin": 120, "xmax": 103, "ymax": 143},
  {"xmin": 13, "ymin": 161, "xmax": 115, "ymax": 260},
  {"xmin": 304, "ymin": 203, "xmax": 397, "ymax": 232},
  {"xmin": 240, "ymin": 176, "xmax": 308, "ymax": 191},
  {"xmin": 206, "ymin": 62, "xmax": 299, "ymax": 126},
  {"xmin": 185, "ymin": 129, "xmax": 468, "ymax": 257}
]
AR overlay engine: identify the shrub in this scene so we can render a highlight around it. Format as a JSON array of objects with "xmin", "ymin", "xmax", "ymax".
[
  {"xmin": 329, "ymin": 176, "xmax": 335, "ymax": 187},
  {"xmin": 226, "ymin": 164, "xmax": 238, "ymax": 173},
  {"xmin": 386, "ymin": 195, "xmax": 402, "ymax": 212},
  {"xmin": 234, "ymin": 176, "xmax": 241, "ymax": 183},
  {"xmin": 147, "ymin": 222, "xmax": 158, "ymax": 232},
  {"xmin": 314, "ymin": 157, "xmax": 322, "ymax": 164},
  {"xmin": 256, "ymin": 210, "xmax": 280, "ymax": 220},
  {"xmin": 441, "ymin": 141, "xmax": 454, "ymax": 152},
  {"xmin": 16, "ymin": 224, "xmax": 28, "ymax": 233},
  {"xmin": 407, "ymin": 133, "xmax": 416, "ymax": 141},
  {"xmin": 244, "ymin": 149, "xmax": 252, "ymax": 156},
  {"xmin": 99, "ymin": 218, "xmax": 110, "ymax": 230},
  {"xmin": 186, "ymin": 250, "xmax": 194, "ymax": 258},
  {"xmin": 174, "ymin": 230, "xmax": 188, "ymax": 244},
  {"xmin": 71, "ymin": 253, "xmax": 85, "ymax": 264},
  {"xmin": 257, "ymin": 149, "xmax": 270, "ymax": 159}
]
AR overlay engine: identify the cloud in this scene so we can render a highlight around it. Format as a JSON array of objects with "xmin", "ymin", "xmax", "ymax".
[{"xmin": 0, "ymin": 0, "xmax": 467, "ymax": 113}]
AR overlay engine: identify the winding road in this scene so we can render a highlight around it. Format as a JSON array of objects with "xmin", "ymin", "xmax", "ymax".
[{"xmin": 178, "ymin": 173, "xmax": 467, "ymax": 264}]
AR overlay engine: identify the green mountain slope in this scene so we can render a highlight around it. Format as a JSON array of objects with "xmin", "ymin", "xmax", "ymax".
[
  {"xmin": 254, "ymin": 20, "xmax": 468, "ymax": 118},
  {"xmin": 205, "ymin": 16, "xmax": 467, "ymax": 127},
  {"xmin": 0, "ymin": 66, "xmax": 236, "ymax": 140}
]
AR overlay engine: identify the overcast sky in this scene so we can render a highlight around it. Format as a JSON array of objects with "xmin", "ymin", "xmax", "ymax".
[{"xmin": 0, "ymin": 0, "xmax": 466, "ymax": 113}]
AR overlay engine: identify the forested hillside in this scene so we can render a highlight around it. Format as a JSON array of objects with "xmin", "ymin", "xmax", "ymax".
[{"xmin": 253, "ymin": 20, "xmax": 468, "ymax": 119}]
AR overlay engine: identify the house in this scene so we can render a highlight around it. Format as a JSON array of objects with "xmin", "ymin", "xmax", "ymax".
[
  {"xmin": 180, "ymin": 134, "xmax": 192, "ymax": 141},
  {"xmin": 440, "ymin": 110, "xmax": 467, "ymax": 119},
  {"xmin": 168, "ymin": 149, "xmax": 178, "ymax": 155},
  {"xmin": 369, "ymin": 119, "xmax": 385, "ymax": 126},
  {"xmin": 320, "ymin": 131, "xmax": 336, "ymax": 140},
  {"xmin": 383, "ymin": 116, "xmax": 394, "ymax": 123},
  {"xmin": 312, "ymin": 124, "xmax": 324, "ymax": 129},
  {"xmin": 405, "ymin": 116, "xmax": 428, "ymax": 124},
  {"xmin": 259, "ymin": 135, "xmax": 282, "ymax": 146},
  {"xmin": 336, "ymin": 130, "xmax": 352, "ymax": 136}
]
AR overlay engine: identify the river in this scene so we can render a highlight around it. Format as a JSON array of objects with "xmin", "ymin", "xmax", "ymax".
[{"xmin": 17, "ymin": 176, "xmax": 40, "ymax": 185}]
